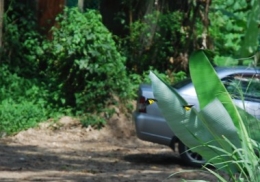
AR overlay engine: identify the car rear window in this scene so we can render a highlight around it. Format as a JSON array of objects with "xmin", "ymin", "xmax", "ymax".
[{"xmin": 173, "ymin": 78, "xmax": 191, "ymax": 89}]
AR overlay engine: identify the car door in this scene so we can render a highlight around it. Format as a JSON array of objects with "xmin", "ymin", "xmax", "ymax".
[{"xmin": 222, "ymin": 73, "xmax": 260, "ymax": 119}]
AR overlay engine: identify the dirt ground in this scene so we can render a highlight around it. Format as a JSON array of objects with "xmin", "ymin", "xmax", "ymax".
[{"xmin": 0, "ymin": 113, "xmax": 221, "ymax": 182}]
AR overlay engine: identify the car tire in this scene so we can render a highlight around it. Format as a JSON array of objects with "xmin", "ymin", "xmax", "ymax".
[{"xmin": 178, "ymin": 140, "xmax": 205, "ymax": 167}]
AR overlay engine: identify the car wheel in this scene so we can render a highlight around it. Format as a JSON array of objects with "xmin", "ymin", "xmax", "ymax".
[{"xmin": 178, "ymin": 140, "xmax": 205, "ymax": 167}]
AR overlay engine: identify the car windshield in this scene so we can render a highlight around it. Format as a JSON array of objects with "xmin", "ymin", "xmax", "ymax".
[
  {"xmin": 173, "ymin": 78, "xmax": 191, "ymax": 89},
  {"xmin": 223, "ymin": 74, "xmax": 260, "ymax": 101}
]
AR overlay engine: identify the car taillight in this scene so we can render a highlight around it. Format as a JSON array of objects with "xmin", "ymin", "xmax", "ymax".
[{"xmin": 138, "ymin": 96, "xmax": 146, "ymax": 113}]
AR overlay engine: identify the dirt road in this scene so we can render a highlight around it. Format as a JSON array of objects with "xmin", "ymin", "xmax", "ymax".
[{"xmin": 0, "ymin": 115, "xmax": 219, "ymax": 182}]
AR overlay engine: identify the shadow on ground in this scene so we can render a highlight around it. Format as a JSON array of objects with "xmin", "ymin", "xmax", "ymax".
[
  {"xmin": 124, "ymin": 153, "xmax": 183, "ymax": 166},
  {"xmin": 0, "ymin": 138, "xmax": 209, "ymax": 182}
]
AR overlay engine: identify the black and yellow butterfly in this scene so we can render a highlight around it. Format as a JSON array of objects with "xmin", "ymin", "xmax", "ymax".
[
  {"xmin": 182, "ymin": 105, "xmax": 194, "ymax": 111},
  {"xmin": 146, "ymin": 98, "xmax": 158, "ymax": 105}
]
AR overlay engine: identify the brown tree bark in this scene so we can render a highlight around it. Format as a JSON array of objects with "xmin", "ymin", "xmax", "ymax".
[{"xmin": 37, "ymin": 0, "xmax": 65, "ymax": 39}]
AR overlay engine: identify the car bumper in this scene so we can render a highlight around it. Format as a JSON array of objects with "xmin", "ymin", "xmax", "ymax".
[{"xmin": 133, "ymin": 111, "xmax": 175, "ymax": 146}]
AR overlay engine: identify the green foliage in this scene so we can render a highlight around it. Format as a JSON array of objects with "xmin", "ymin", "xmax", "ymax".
[
  {"xmin": 120, "ymin": 10, "xmax": 185, "ymax": 73},
  {"xmin": 213, "ymin": 55, "xmax": 252, "ymax": 66},
  {"xmin": 79, "ymin": 113, "xmax": 106, "ymax": 129},
  {"xmin": 0, "ymin": 1, "xmax": 63, "ymax": 135},
  {"xmin": 1, "ymin": 4, "xmax": 134, "ymax": 134},
  {"xmin": 209, "ymin": 0, "xmax": 260, "ymax": 65},
  {"xmin": 210, "ymin": 0, "xmax": 248, "ymax": 54},
  {"xmin": 238, "ymin": 0, "xmax": 260, "ymax": 57},
  {"xmin": 0, "ymin": 99, "xmax": 46, "ymax": 135},
  {"xmin": 189, "ymin": 52, "xmax": 259, "ymax": 178},
  {"xmin": 0, "ymin": 66, "xmax": 44, "ymax": 102},
  {"xmin": 116, "ymin": 0, "xmax": 259, "ymax": 70},
  {"xmin": 2, "ymin": 0, "xmax": 43, "ymax": 77},
  {"xmin": 44, "ymin": 7, "xmax": 130, "ymax": 113},
  {"xmin": 141, "ymin": 69, "xmax": 187, "ymax": 85},
  {"xmin": 150, "ymin": 70, "xmax": 240, "ymax": 173},
  {"xmin": 2, "ymin": 0, "xmax": 257, "ymax": 137},
  {"xmin": 128, "ymin": 68, "xmax": 186, "ymax": 98},
  {"xmin": 189, "ymin": 51, "xmax": 243, "ymax": 129},
  {"xmin": 0, "ymin": 66, "xmax": 51, "ymax": 134}
]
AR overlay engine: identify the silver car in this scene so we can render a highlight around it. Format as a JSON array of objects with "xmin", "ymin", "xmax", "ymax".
[{"xmin": 133, "ymin": 67, "xmax": 260, "ymax": 166}]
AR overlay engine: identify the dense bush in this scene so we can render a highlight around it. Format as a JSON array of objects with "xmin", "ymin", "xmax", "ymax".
[
  {"xmin": 0, "ymin": 5, "xmax": 132, "ymax": 134},
  {"xmin": 0, "ymin": 66, "xmax": 74, "ymax": 135},
  {"xmin": 43, "ymin": 8, "xmax": 131, "ymax": 113}
]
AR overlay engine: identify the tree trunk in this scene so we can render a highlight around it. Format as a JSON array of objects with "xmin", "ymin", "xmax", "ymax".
[
  {"xmin": 38, "ymin": 0, "xmax": 65, "ymax": 39},
  {"xmin": 199, "ymin": 0, "xmax": 211, "ymax": 49},
  {"xmin": 78, "ymin": 0, "xmax": 84, "ymax": 12},
  {"xmin": 0, "ymin": 0, "xmax": 4, "ymax": 48}
]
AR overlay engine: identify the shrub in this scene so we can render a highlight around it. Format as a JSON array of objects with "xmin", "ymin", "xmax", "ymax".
[
  {"xmin": 43, "ymin": 8, "xmax": 131, "ymax": 113},
  {"xmin": 0, "ymin": 99, "xmax": 46, "ymax": 135},
  {"xmin": 0, "ymin": 66, "xmax": 52, "ymax": 135}
]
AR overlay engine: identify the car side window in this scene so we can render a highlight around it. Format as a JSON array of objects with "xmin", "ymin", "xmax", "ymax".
[{"xmin": 222, "ymin": 74, "xmax": 260, "ymax": 101}]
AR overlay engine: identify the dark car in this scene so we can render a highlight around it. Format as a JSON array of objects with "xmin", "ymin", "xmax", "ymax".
[{"xmin": 133, "ymin": 67, "xmax": 260, "ymax": 166}]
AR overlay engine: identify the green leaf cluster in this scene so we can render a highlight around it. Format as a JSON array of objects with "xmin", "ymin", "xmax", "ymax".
[
  {"xmin": 209, "ymin": 2, "xmax": 247, "ymax": 53},
  {"xmin": 44, "ymin": 8, "xmax": 130, "ymax": 113},
  {"xmin": 0, "ymin": 66, "xmax": 53, "ymax": 135},
  {"xmin": 210, "ymin": 0, "xmax": 260, "ymax": 65}
]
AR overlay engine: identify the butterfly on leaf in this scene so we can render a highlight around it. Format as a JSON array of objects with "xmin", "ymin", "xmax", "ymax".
[
  {"xmin": 182, "ymin": 105, "xmax": 194, "ymax": 111},
  {"xmin": 146, "ymin": 98, "xmax": 158, "ymax": 105}
]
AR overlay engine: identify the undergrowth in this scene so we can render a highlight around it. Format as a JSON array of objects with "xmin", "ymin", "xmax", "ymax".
[{"xmin": 0, "ymin": 5, "xmax": 134, "ymax": 135}]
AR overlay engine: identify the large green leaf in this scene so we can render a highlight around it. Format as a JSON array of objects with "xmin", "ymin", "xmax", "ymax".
[
  {"xmin": 149, "ymin": 50, "xmax": 260, "ymax": 173},
  {"xmin": 149, "ymin": 71, "xmax": 240, "ymax": 170},
  {"xmin": 189, "ymin": 51, "xmax": 242, "ymax": 130},
  {"xmin": 189, "ymin": 50, "xmax": 254, "ymax": 155}
]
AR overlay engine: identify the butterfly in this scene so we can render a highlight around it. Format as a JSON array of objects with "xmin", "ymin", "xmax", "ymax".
[
  {"xmin": 182, "ymin": 105, "xmax": 194, "ymax": 111},
  {"xmin": 146, "ymin": 98, "xmax": 158, "ymax": 105}
]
